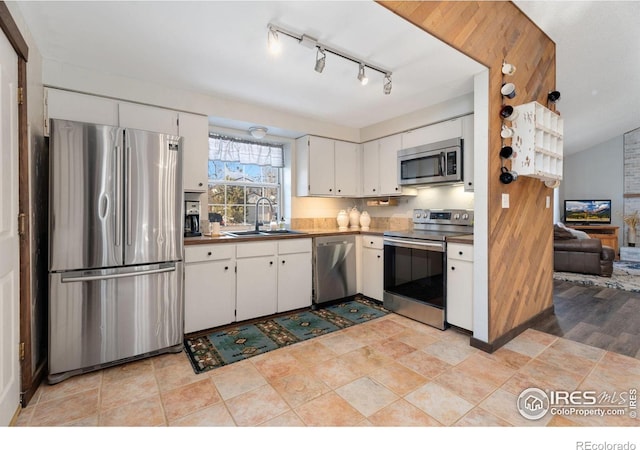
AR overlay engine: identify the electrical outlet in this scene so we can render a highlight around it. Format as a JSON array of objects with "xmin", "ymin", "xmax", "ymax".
[
  {"xmin": 502, "ymin": 193, "xmax": 509, "ymax": 208},
  {"xmin": 546, "ymin": 196, "xmax": 550, "ymax": 208}
]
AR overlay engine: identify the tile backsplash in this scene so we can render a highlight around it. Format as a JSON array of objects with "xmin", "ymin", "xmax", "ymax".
[{"xmin": 290, "ymin": 216, "xmax": 411, "ymax": 231}]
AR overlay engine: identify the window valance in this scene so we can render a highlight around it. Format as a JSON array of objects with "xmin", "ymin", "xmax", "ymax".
[{"xmin": 208, "ymin": 134, "xmax": 284, "ymax": 168}]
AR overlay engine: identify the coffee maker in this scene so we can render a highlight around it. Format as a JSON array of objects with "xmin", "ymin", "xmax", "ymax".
[{"xmin": 184, "ymin": 201, "xmax": 202, "ymax": 237}]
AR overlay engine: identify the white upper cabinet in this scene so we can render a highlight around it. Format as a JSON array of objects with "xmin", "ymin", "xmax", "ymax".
[
  {"xmin": 361, "ymin": 134, "xmax": 411, "ymax": 197},
  {"xmin": 378, "ymin": 134, "xmax": 404, "ymax": 195},
  {"xmin": 178, "ymin": 112, "xmax": 209, "ymax": 192},
  {"xmin": 334, "ymin": 140, "xmax": 360, "ymax": 196},
  {"xmin": 296, "ymin": 135, "xmax": 360, "ymax": 197},
  {"xmin": 118, "ymin": 102, "xmax": 178, "ymax": 135},
  {"xmin": 401, "ymin": 118, "xmax": 463, "ymax": 149},
  {"xmin": 45, "ymin": 88, "xmax": 119, "ymax": 135},
  {"xmin": 461, "ymin": 114, "xmax": 474, "ymax": 192}
]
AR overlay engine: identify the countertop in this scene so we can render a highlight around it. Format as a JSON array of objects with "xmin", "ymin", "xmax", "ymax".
[
  {"xmin": 446, "ymin": 234, "xmax": 474, "ymax": 244},
  {"xmin": 184, "ymin": 228, "xmax": 387, "ymax": 246}
]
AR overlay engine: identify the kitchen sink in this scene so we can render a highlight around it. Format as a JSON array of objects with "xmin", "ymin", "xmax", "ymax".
[{"xmin": 223, "ymin": 229, "xmax": 307, "ymax": 238}]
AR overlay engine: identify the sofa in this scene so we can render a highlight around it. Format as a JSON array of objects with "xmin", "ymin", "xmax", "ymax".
[{"xmin": 553, "ymin": 224, "xmax": 614, "ymax": 277}]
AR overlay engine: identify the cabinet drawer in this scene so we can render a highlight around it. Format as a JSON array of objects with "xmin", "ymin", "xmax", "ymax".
[
  {"xmin": 362, "ymin": 235, "xmax": 384, "ymax": 250},
  {"xmin": 278, "ymin": 238, "xmax": 312, "ymax": 255},
  {"xmin": 236, "ymin": 241, "xmax": 277, "ymax": 258},
  {"xmin": 185, "ymin": 244, "xmax": 235, "ymax": 263},
  {"xmin": 448, "ymin": 243, "xmax": 473, "ymax": 262}
]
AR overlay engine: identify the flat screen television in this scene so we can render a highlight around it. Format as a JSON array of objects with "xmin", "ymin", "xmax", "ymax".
[{"xmin": 563, "ymin": 199, "xmax": 612, "ymax": 225}]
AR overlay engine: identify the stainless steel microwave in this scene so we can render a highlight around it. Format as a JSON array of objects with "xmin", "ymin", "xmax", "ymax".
[{"xmin": 397, "ymin": 137, "xmax": 463, "ymax": 186}]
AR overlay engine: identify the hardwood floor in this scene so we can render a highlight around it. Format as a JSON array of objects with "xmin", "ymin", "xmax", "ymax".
[{"xmin": 532, "ymin": 280, "xmax": 640, "ymax": 359}]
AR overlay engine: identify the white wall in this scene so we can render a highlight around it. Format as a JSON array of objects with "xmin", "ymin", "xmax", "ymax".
[{"xmin": 561, "ymin": 135, "xmax": 624, "ymax": 231}]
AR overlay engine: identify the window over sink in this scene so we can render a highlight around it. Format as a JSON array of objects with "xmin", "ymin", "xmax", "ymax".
[{"xmin": 208, "ymin": 134, "xmax": 284, "ymax": 229}]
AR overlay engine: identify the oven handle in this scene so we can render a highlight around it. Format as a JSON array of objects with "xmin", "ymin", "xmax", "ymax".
[{"xmin": 383, "ymin": 237, "xmax": 445, "ymax": 252}]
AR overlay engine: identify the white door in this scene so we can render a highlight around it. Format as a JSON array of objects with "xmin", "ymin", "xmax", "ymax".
[{"xmin": 0, "ymin": 31, "xmax": 20, "ymax": 426}]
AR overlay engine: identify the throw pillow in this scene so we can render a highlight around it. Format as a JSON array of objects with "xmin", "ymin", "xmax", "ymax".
[{"xmin": 554, "ymin": 225, "xmax": 577, "ymax": 240}]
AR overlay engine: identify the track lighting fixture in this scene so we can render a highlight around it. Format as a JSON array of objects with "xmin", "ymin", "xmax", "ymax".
[
  {"xmin": 384, "ymin": 74, "xmax": 392, "ymax": 95},
  {"xmin": 267, "ymin": 26, "xmax": 281, "ymax": 55},
  {"xmin": 314, "ymin": 47, "xmax": 326, "ymax": 73},
  {"xmin": 357, "ymin": 64, "xmax": 368, "ymax": 86},
  {"xmin": 267, "ymin": 23, "xmax": 392, "ymax": 94}
]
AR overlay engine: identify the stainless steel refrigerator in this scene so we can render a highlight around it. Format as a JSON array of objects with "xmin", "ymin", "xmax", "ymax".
[{"xmin": 48, "ymin": 119, "xmax": 184, "ymax": 384}]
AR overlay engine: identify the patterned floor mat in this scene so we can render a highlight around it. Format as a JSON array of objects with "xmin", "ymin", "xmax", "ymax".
[
  {"xmin": 553, "ymin": 261, "xmax": 640, "ymax": 293},
  {"xmin": 184, "ymin": 297, "xmax": 389, "ymax": 374}
]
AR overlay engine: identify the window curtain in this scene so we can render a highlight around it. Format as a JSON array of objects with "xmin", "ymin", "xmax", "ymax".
[{"xmin": 209, "ymin": 134, "xmax": 284, "ymax": 168}]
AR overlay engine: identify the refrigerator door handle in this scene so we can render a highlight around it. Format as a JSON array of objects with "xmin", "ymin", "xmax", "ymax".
[
  {"xmin": 126, "ymin": 144, "xmax": 133, "ymax": 247},
  {"xmin": 61, "ymin": 265, "xmax": 175, "ymax": 283},
  {"xmin": 114, "ymin": 144, "xmax": 122, "ymax": 247}
]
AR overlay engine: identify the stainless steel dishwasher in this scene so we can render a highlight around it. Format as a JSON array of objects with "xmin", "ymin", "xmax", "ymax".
[{"xmin": 313, "ymin": 235, "xmax": 358, "ymax": 305}]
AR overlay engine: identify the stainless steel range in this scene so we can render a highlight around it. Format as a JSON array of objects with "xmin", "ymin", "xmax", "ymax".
[{"xmin": 383, "ymin": 209, "xmax": 473, "ymax": 330}]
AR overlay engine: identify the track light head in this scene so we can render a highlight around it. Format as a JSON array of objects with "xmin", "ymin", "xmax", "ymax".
[
  {"xmin": 314, "ymin": 47, "xmax": 326, "ymax": 73},
  {"xmin": 267, "ymin": 26, "xmax": 281, "ymax": 55},
  {"xmin": 384, "ymin": 74, "xmax": 392, "ymax": 95},
  {"xmin": 357, "ymin": 64, "xmax": 368, "ymax": 86}
]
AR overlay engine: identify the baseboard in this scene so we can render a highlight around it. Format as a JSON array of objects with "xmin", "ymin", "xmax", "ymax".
[{"xmin": 470, "ymin": 305, "xmax": 555, "ymax": 353}]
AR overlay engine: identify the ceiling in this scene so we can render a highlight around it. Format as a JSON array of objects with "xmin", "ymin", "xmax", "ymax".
[{"xmin": 16, "ymin": 1, "xmax": 640, "ymax": 154}]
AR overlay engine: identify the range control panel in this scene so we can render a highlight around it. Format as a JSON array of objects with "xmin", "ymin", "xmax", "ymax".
[{"xmin": 413, "ymin": 209, "xmax": 474, "ymax": 226}]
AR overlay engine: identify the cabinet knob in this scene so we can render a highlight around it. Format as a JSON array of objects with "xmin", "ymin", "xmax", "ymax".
[
  {"xmin": 451, "ymin": 266, "xmax": 455, "ymax": 271},
  {"xmin": 459, "ymin": 251, "xmax": 463, "ymax": 255},
  {"xmin": 329, "ymin": 188, "xmax": 333, "ymax": 192},
  {"xmin": 395, "ymin": 187, "xmax": 399, "ymax": 191},
  {"xmin": 373, "ymin": 188, "xmax": 376, "ymax": 192},
  {"xmin": 224, "ymin": 266, "xmax": 228, "ymax": 271},
  {"xmin": 199, "ymin": 182, "xmax": 203, "ymax": 187},
  {"xmin": 269, "ymin": 261, "xmax": 273, "ymax": 265},
  {"xmin": 282, "ymin": 260, "xmax": 286, "ymax": 264},
  {"xmin": 207, "ymin": 251, "xmax": 212, "ymax": 256},
  {"xmin": 370, "ymin": 241, "xmax": 374, "ymax": 245},
  {"xmin": 377, "ymin": 255, "xmax": 381, "ymax": 259},
  {"xmin": 338, "ymin": 189, "xmax": 341, "ymax": 193}
]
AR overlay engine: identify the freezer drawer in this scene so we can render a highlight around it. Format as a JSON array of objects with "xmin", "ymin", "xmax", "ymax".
[{"xmin": 48, "ymin": 262, "xmax": 183, "ymax": 383}]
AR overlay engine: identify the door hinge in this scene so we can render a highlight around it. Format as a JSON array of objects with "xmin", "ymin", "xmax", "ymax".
[
  {"xmin": 17, "ymin": 87, "xmax": 24, "ymax": 105},
  {"xmin": 19, "ymin": 342, "xmax": 25, "ymax": 361},
  {"xmin": 17, "ymin": 213, "xmax": 27, "ymax": 237}
]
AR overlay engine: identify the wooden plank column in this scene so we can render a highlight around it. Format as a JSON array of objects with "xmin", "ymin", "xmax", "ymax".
[{"xmin": 379, "ymin": 1, "xmax": 557, "ymax": 348}]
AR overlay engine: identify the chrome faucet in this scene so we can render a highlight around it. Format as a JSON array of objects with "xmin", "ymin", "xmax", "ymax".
[{"xmin": 254, "ymin": 196, "xmax": 274, "ymax": 232}]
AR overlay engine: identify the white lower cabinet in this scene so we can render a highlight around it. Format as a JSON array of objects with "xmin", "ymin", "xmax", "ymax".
[
  {"xmin": 446, "ymin": 242, "xmax": 473, "ymax": 331},
  {"xmin": 277, "ymin": 239, "xmax": 312, "ymax": 312},
  {"xmin": 184, "ymin": 244, "xmax": 235, "ymax": 333},
  {"xmin": 236, "ymin": 241, "xmax": 278, "ymax": 322},
  {"xmin": 361, "ymin": 236, "xmax": 384, "ymax": 301}
]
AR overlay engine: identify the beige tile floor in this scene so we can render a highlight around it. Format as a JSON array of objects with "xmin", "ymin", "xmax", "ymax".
[{"xmin": 14, "ymin": 313, "xmax": 640, "ymax": 427}]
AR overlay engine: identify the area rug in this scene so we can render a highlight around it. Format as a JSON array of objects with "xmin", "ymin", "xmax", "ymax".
[
  {"xmin": 184, "ymin": 297, "xmax": 389, "ymax": 374},
  {"xmin": 553, "ymin": 261, "xmax": 640, "ymax": 293}
]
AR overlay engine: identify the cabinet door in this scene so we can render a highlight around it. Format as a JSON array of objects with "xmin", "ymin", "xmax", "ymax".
[
  {"xmin": 308, "ymin": 136, "xmax": 335, "ymax": 195},
  {"xmin": 462, "ymin": 114, "xmax": 474, "ymax": 192},
  {"xmin": 334, "ymin": 141, "xmax": 360, "ymax": 196},
  {"xmin": 401, "ymin": 119, "xmax": 462, "ymax": 149},
  {"xmin": 119, "ymin": 102, "xmax": 179, "ymax": 135},
  {"xmin": 361, "ymin": 141, "xmax": 380, "ymax": 196},
  {"xmin": 45, "ymin": 89, "xmax": 118, "ymax": 135},
  {"xmin": 184, "ymin": 260, "xmax": 235, "ymax": 333},
  {"xmin": 378, "ymin": 134, "xmax": 403, "ymax": 195},
  {"xmin": 446, "ymin": 256, "xmax": 473, "ymax": 331},
  {"xmin": 236, "ymin": 256, "xmax": 278, "ymax": 321},
  {"xmin": 277, "ymin": 251, "xmax": 312, "ymax": 312},
  {"xmin": 362, "ymin": 248, "xmax": 384, "ymax": 301},
  {"xmin": 179, "ymin": 112, "xmax": 209, "ymax": 192}
]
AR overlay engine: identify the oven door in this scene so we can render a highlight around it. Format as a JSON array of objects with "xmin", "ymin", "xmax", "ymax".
[{"xmin": 383, "ymin": 237, "xmax": 447, "ymax": 329}]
